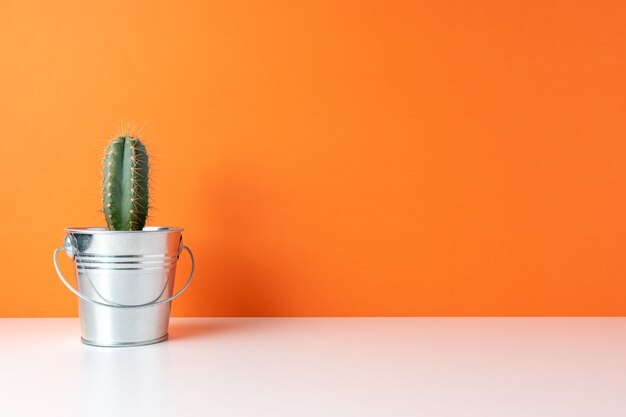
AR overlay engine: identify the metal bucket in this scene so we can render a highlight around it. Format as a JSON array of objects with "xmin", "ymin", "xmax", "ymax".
[{"xmin": 53, "ymin": 227, "xmax": 194, "ymax": 347}]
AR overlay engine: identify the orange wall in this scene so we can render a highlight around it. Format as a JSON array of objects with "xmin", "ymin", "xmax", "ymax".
[{"xmin": 1, "ymin": 1, "xmax": 625, "ymax": 317}]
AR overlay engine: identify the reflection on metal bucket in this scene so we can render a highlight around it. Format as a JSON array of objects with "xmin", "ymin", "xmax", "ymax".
[{"xmin": 53, "ymin": 227, "xmax": 194, "ymax": 347}]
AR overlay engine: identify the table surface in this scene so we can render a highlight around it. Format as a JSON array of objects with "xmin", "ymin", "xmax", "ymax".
[{"xmin": 1, "ymin": 317, "xmax": 626, "ymax": 416}]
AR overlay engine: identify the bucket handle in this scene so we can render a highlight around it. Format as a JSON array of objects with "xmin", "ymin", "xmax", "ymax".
[{"xmin": 53, "ymin": 245, "xmax": 195, "ymax": 309}]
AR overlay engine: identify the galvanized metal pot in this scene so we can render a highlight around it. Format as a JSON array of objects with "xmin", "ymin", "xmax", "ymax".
[{"xmin": 53, "ymin": 227, "xmax": 194, "ymax": 347}]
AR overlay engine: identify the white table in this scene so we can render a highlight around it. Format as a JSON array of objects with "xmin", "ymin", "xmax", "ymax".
[{"xmin": 1, "ymin": 318, "xmax": 625, "ymax": 416}]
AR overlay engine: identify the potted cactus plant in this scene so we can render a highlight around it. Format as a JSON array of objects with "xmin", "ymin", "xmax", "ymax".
[
  {"xmin": 53, "ymin": 135, "xmax": 194, "ymax": 347},
  {"xmin": 102, "ymin": 136, "xmax": 150, "ymax": 231}
]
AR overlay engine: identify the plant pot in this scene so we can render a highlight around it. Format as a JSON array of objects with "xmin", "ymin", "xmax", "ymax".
[{"xmin": 53, "ymin": 227, "xmax": 194, "ymax": 347}]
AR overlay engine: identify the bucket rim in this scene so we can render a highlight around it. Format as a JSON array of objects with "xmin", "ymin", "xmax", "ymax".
[{"xmin": 65, "ymin": 226, "xmax": 183, "ymax": 235}]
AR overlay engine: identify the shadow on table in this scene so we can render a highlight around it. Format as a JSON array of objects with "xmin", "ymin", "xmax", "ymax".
[{"xmin": 168, "ymin": 318, "xmax": 265, "ymax": 340}]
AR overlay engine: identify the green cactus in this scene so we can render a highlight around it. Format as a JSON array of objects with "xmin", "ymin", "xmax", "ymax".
[{"xmin": 102, "ymin": 136, "xmax": 149, "ymax": 231}]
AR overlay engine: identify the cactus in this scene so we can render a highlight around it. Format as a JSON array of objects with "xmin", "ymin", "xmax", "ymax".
[{"xmin": 102, "ymin": 136, "xmax": 149, "ymax": 231}]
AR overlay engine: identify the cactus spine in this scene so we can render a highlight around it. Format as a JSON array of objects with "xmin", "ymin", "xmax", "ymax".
[{"xmin": 102, "ymin": 136, "xmax": 149, "ymax": 231}]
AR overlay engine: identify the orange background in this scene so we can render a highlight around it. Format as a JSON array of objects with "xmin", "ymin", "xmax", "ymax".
[{"xmin": 1, "ymin": 1, "xmax": 625, "ymax": 317}]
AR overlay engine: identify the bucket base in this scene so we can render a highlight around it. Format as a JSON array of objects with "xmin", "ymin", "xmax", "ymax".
[{"xmin": 81, "ymin": 333, "xmax": 168, "ymax": 348}]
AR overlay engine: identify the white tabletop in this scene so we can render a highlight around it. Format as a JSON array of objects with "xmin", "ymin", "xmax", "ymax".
[{"xmin": 1, "ymin": 317, "xmax": 625, "ymax": 416}]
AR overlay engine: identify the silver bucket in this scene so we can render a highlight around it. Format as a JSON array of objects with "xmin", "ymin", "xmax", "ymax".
[{"xmin": 53, "ymin": 227, "xmax": 194, "ymax": 347}]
